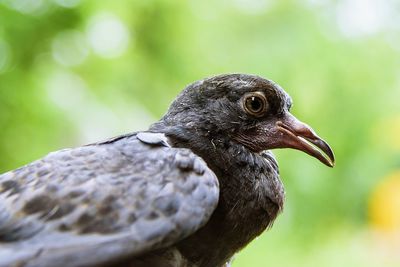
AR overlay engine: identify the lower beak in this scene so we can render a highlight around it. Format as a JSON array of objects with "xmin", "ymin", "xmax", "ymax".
[{"xmin": 275, "ymin": 113, "xmax": 335, "ymax": 167}]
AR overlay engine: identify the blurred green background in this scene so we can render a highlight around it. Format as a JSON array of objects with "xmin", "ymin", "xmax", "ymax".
[{"xmin": 1, "ymin": 0, "xmax": 400, "ymax": 266}]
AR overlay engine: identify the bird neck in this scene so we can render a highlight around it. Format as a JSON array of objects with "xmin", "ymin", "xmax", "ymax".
[
  {"xmin": 149, "ymin": 119, "xmax": 237, "ymax": 174},
  {"xmin": 149, "ymin": 119, "xmax": 283, "ymax": 208}
]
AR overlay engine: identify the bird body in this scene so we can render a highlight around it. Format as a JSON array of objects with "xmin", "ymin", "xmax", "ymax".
[{"xmin": 0, "ymin": 74, "xmax": 334, "ymax": 267}]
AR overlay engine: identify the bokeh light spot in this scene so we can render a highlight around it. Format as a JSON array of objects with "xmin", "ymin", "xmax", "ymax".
[
  {"xmin": 52, "ymin": 30, "xmax": 89, "ymax": 67},
  {"xmin": 87, "ymin": 13, "xmax": 131, "ymax": 59},
  {"xmin": 336, "ymin": 0, "xmax": 392, "ymax": 38},
  {"xmin": 369, "ymin": 170, "xmax": 400, "ymax": 232}
]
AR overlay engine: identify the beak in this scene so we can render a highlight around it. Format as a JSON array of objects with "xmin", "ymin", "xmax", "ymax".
[{"xmin": 274, "ymin": 113, "xmax": 335, "ymax": 167}]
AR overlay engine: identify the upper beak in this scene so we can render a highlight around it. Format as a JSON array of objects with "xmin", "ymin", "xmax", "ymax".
[{"xmin": 275, "ymin": 113, "xmax": 335, "ymax": 167}]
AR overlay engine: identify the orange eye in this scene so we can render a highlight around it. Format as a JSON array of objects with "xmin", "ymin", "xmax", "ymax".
[{"xmin": 243, "ymin": 92, "xmax": 268, "ymax": 117}]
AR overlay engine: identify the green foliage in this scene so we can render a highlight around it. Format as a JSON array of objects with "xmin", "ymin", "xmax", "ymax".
[{"xmin": 1, "ymin": 1, "xmax": 399, "ymax": 266}]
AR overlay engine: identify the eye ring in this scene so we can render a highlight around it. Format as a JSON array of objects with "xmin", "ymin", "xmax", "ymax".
[{"xmin": 243, "ymin": 92, "xmax": 268, "ymax": 117}]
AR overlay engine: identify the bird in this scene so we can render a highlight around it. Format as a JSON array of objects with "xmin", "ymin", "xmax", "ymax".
[{"xmin": 0, "ymin": 74, "xmax": 335, "ymax": 267}]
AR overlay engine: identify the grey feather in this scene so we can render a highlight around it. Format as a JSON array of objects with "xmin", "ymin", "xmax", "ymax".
[{"xmin": 0, "ymin": 133, "xmax": 219, "ymax": 267}]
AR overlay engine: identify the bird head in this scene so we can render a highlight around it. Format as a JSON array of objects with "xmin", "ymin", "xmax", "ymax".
[{"xmin": 157, "ymin": 74, "xmax": 335, "ymax": 167}]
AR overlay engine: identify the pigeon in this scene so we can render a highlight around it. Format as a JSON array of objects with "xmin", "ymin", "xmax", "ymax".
[{"xmin": 0, "ymin": 74, "xmax": 335, "ymax": 267}]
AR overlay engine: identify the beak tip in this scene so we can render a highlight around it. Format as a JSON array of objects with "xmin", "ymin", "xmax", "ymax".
[
  {"xmin": 324, "ymin": 152, "xmax": 335, "ymax": 168},
  {"xmin": 322, "ymin": 157, "xmax": 335, "ymax": 168},
  {"xmin": 328, "ymin": 152, "xmax": 335, "ymax": 168}
]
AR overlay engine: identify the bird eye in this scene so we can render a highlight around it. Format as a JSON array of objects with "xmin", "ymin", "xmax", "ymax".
[{"xmin": 243, "ymin": 92, "xmax": 268, "ymax": 117}]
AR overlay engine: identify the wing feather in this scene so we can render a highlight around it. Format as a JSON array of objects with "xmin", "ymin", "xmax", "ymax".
[{"xmin": 0, "ymin": 133, "xmax": 219, "ymax": 267}]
